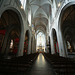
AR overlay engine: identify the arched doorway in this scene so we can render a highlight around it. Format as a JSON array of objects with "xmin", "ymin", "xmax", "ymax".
[
  {"xmin": 52, "ymin": 29, "xmax": 59, "ymax": 55},
  {"xmin": 48, "ymin": 36, "xmax": 51, "ymax": 54},
  {"xmin": 8, "ymin": 28, "xmax": 21, "ymax": 57},
  {"xmin": 23, "ymin": 30, "xmax": 30, "ymax": 55},
  {"xmin": 59, "ymin": 5, "xmax": 75, "ymax": 57},
  {"xmin": 0, "ymin": 9, "xmax": 21, "ymax": 58}
]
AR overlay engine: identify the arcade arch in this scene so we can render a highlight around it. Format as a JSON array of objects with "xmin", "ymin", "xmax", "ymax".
[
  {"xmin": 0, "ymin": 9, "xmax": 23, "ymax": 58},
  {"xmin": 59, "ymin": 4, "xmax": 75, "ymax": 57},
  {"xmin": 23, "ymin": 30, "xmax": 30, "ymax": 55},
  {"xmin": 52, "ymin": 29, "xmax": 59, "ymax": 55}
]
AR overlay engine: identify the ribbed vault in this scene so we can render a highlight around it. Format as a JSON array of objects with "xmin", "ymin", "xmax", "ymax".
[{"xmin": 29, "ymin": 0, "xmax": 52, "ymax": 33}]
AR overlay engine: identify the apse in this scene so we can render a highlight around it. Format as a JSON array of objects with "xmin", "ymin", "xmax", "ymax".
[{"xmin": 36, "ymin": 32, "xmax": 46, "ymax": 53}]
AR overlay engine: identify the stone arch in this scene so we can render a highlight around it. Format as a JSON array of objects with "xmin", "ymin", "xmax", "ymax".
[
  {"xmin": 58, "ymin": 2, "xmax": 75, "ymax": 57},
  {"xmin": 58, "ymin": 2, "xmax": 75, "ymax": 30},
  {"xmin": 52, "ymin": 28, "xmax": 59, "ymax": 55},
  {"xmin": 23, "ymin": 30, "xmax": 30, "ymax": 55},
  {"xmin": 0, "ymin": 8, "xmax": 24, "ymax": 58}
]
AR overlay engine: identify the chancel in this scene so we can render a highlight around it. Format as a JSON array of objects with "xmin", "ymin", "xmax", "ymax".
[
  {"xmin": 0, "ymin": 0, "xmax": 75, "ymax": 75},
  {"xmin": 36, "ymin": 32, "xmax": 45, "ymax": 53}
]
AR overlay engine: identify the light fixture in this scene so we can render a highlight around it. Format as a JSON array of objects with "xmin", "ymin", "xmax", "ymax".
[
  {"xmin": 21, "ymin": 6, "xmax": 23, "ymax": 9},
  {"xmin": 58, "ymin": 2, "xmax": 61, "ymax": 7}
]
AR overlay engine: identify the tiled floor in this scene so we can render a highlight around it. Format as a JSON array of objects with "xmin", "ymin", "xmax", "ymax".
[{"xmin": 26, "ymin": 53, "xmax": 56, "ymax": 75}]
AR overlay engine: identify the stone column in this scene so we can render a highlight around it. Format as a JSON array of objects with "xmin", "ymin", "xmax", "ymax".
[
  {"xmin": 31, "ymin": 37, "xmax": 33, "ymax": 53},
  {"xmin": 17, "ymin": 30, "xmax": 25, "ymax": 56},
  {"xmin": 1, "ymin": 30, "xmax": 10, "ymax": 55},
  {"xmin": 32, "ymin": 36, "xmax": 36, "ymax": 53},
  {"xmin": 5, "ymin": 38, "xmax": 11, "ymax": 57},
  {"xmin": 58, "ymin": 29, "xmax": 67, "ymax": 57},
  {"xmin": 28, "ymin": 36, "xmax": 31, "ymax": 54},
  {"xmin": 50, "ymin": 35, "xmax": 55, "ymax": 54},
  {"xmin": 32, "ymin": 36, "xmax": 34, "ymax": 53},
  {"xmin": 34, "ymin": 38, "xmax": 36, "ymax": 53}
]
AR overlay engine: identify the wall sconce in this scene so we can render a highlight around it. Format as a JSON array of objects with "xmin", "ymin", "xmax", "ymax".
[
  {"xmin": 58, "ymin": 2, "xmax": 61, "ymax": 7},
  {"xmin": 21, "ymin": 6, "xmax": 24, "ymax": 9}
]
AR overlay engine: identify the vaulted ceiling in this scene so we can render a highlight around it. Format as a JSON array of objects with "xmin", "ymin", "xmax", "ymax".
[{"xmin": 29, "ymin": 0, "xmax": 52, "ymax": 33}]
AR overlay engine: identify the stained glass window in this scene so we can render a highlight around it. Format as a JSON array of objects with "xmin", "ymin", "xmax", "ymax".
[{"xmin": 37, "ymin": 32, "xmax": 45, "ymax": 46}]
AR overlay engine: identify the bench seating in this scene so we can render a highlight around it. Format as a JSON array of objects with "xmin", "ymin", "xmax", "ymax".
[{"xmin": 43, "ymin": 53, "xmax": 75, "ymax": 75}]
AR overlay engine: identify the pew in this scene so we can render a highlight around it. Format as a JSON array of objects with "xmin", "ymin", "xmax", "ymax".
[
  {"xmin": 0, "ymin": 53, "xmax": 39, "ymax": 74},
  {"xmin": 43, "ymin": 53, "xmax": 75, "ymax": 75}
]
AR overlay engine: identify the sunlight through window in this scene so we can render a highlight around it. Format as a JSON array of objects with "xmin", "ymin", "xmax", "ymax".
[
  {"xmin": 36, "ymin": 32, "xmax": 46, "ymax": 52},
  {"xmin": 10, "ymin": 40, "xmax": 13, "ymax": 48}
]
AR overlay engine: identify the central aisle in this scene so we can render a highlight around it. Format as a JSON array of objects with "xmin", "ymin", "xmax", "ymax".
[{"xmin": 26, "ymin": 53, "xmax": 56, "ymax": 75}]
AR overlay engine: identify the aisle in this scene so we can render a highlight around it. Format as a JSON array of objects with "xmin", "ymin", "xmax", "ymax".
[{"xmin": 26, "ymin": 53, "xmax": 56, "ymax": 75}]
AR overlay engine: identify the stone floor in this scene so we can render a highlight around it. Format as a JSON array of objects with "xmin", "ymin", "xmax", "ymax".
[{"xmin": 26, "ymin": 53, "xmax": 56, "ymax": 75}]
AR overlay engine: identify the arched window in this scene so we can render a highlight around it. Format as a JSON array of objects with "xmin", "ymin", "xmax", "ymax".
[
  {"xmin": 10, "ymin": 40, "xmax": 13, "ymax": 49},
  {"xmin": 37, "ymin": 32, "xmax": 45, "ymax": 47}
]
